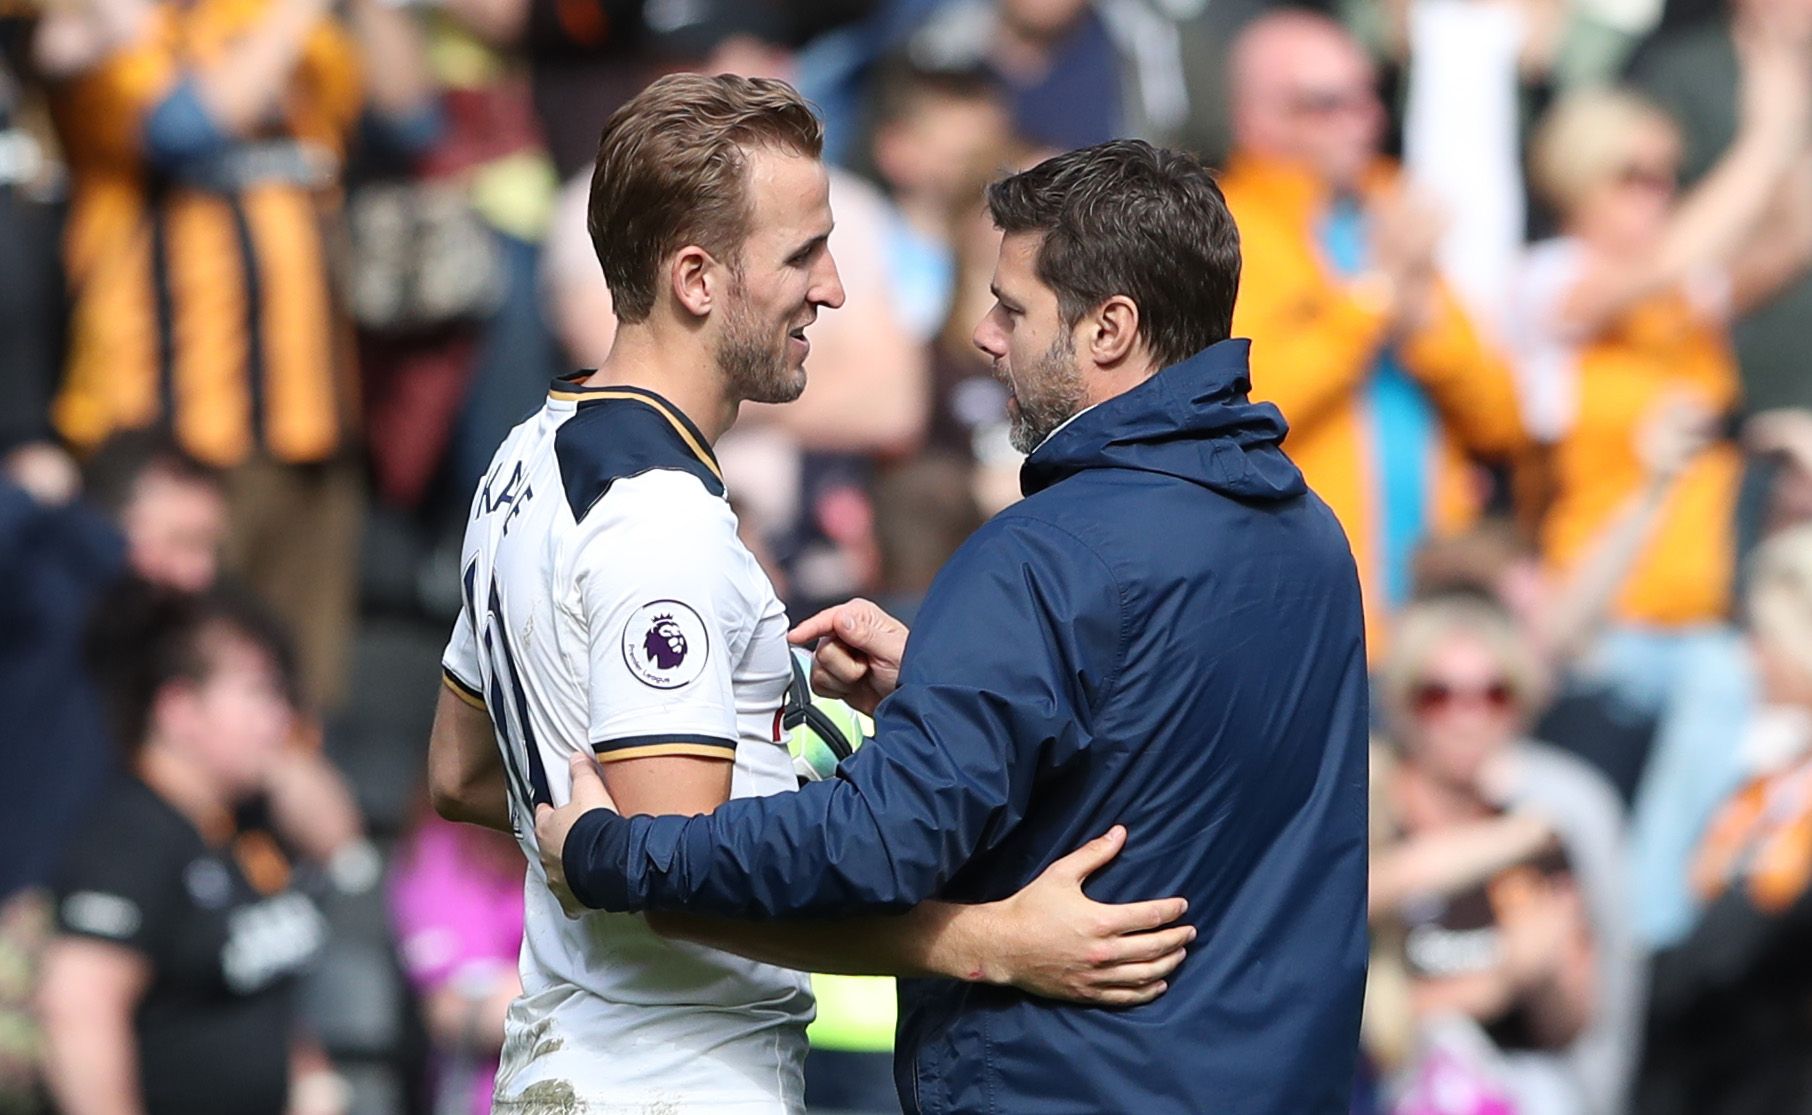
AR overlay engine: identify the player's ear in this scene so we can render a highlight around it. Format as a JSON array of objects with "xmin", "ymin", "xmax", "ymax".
[
  {"xmin": 670, "ymin": 245, "xmax": 718, "ymax": 320},
  {"xmin": 1087, "ymin": 295, "xmax": 1140, "ymax": 369}
]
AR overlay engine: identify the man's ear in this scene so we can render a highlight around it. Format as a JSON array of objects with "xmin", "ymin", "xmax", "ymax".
[
  {"xmin": 670, "ymin": 246, "xmax": 721, "ymax": 319},
  {"xmin": 1087, "ymin": 295, "xmax": 1141, "ymax": 367}
]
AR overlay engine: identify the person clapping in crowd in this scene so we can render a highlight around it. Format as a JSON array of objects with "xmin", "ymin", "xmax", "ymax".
[
  {"xmin": 1517, "ymin": 10, "xmax": 1812, "ymax": 952},
  {"xmin": 1219, "ymin": 10, "xmax": 1526, "ymax": 653}
]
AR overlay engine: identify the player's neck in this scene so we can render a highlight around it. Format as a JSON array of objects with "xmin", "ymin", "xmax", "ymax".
[{"xmin": 581, "ymin": 325, "xmax": 736, "ymax": 445}]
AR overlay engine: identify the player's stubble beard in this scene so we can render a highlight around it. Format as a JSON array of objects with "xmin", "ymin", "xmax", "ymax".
[
  {"xmin": 1007, "ymin": 331, "xmax": 1087, "ymax": 454},
  {"xmin": 715, "ymin": 274, "xmax": 806, "ymax": 406}
]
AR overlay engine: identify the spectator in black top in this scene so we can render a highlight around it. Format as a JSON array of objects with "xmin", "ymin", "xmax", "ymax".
[
  {"xmin": 37, "ymin": 584, "xmax": 334, "ymax": 1115},
  {"xmin": 1, "ymin": 432, "xmax": 371, "ymax": 904},
  {"xmin": 1641, "ymin": 522, "xmax": 1812, "ymax": 1115}
]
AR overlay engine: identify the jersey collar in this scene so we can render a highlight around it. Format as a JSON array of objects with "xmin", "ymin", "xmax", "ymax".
[{"xmin": 548, "ymin": 373, "xmax": 723, "ymax": 485}]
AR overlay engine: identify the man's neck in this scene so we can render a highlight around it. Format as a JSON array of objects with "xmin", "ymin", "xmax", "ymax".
[
  {"xmin": 581, "ymin": 324, "xmax": 737, "ymax": 444},
  {"xmin": 1083, "ymin": 359, "xmax": 1161, "ymax": 411}
]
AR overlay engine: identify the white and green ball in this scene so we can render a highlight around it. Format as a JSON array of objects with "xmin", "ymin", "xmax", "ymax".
[{"xmin": 784, "ymin": 648, "xmax": 872, "ymax": 784}]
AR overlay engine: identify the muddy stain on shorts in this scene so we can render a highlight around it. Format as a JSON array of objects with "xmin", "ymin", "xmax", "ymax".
[{"xmin": 510, "ymin": 1079, "xmax": 579, "ymax": 1114}]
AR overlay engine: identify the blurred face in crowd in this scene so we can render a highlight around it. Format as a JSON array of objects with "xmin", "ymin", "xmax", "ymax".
[
  {"xmin": 155, "ymin": 629, "xmax": 295, "ymax": 801},
  {"xmin": 699, "ymin": 35, "xmax": 793, "ymax": 83},
  {"xmin": 1568, "ymin": 115, "xmax": 1682, "ymax": 252},
  {"xmin": 1230, "ymin": 15, "xmax": 1384, "ymax": 191},
  {"xmin": 712, "ymin": 146, "xmax": 845, "ymax": 405},
  {"xmin": 1737, "ymin": 0, "xmax": 1812, "ymax": 27},
  {"xmin": 874, "ymin": 91, "xmax": 1013, "ymax": 216},
  {"xmin": 974, "ymin": 231, "xmax": 1089, "ymax": 453},
  {"xmin": 1000, "ymin": 0, "xmax": 1091, "ymax": 41},
  {"xmin": 1754, "ymin": 627, "xmax": 1812, "ymax": 709},
  {"xmin": 122, "ymin": 468, "xmax": 227, "ymax": 593},
  {"xmin": 1398, "ymin": 631, "xmax": 1525, "ymax": 792},
  {"xmin": 1748, "ymin": 533, "xmax": 1812, "ymax": 708}
]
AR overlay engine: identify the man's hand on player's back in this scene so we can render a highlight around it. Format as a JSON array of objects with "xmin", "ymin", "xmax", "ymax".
[
  {"xmin": 966, "ymin": 825, "xmax": 1194, "ymax": 1006},
  {"xmin": 788, "ymin": 598, "xmax": 908, "ymax": 716},
  {"xmin": 538, "ymin": 753, "xmax": 620, "ymax": 917}
]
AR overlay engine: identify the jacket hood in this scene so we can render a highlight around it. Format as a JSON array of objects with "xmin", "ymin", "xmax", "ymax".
[{"xmin": 1020, "ymin": 339, "xmax": 1306, "ymax": 502}]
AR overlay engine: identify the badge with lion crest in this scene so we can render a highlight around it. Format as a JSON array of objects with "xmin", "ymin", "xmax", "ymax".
[{"xmin": 621, "ymin": 600, "xmax": 710, "ymax": 689}]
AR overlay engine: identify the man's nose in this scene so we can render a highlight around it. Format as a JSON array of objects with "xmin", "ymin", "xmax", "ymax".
[{"xmin": 972, "ymin": 314, "xmax": 1004, "ymax": 358}]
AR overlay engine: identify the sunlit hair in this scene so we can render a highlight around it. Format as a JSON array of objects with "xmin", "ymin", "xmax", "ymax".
[
  {"xmin": 1529, "ymin": 87, "xmax": 1678, "ymax": 217},
  {"xmin": 1378, "ymin": 594, "xmax": 1545, "ymax": 737},
  {"xmin": 1747, "ymin": 525, "xmax": 1812, "ymax": 679},
  {"xmin": 588, "ymin": 73, "xmax": 824, "ymax": 324}
]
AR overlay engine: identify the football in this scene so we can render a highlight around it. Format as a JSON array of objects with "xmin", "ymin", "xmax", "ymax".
[{"xmin": 783, "ymin": 648, "xmax": 873, "ymax": 784}]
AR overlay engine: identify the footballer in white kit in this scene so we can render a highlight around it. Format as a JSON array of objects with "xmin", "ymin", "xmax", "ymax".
[{"xmin": 440, "ymin": 377, "xmax": 812, "ymax": 1112}]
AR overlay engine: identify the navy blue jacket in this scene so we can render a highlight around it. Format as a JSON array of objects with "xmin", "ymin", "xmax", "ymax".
[{"xmin": 566, "ymin": 340, "xmax": 1370, "ymax": 1114}]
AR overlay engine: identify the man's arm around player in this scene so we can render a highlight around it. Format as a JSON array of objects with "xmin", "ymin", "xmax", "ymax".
[{"xmin": 430, "ymin": 682, "xmax": 1192, "ymax": 1005}]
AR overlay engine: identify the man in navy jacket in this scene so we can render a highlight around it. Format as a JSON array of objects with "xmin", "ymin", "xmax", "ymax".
[{"xmin": 538, "ymin": 139, "xmax": 1370, "ymax": 1114}]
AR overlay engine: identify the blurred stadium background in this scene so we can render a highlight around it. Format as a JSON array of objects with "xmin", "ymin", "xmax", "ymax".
[{"xmin": 5, "ymin": 0, "xmax": 1812, "ymax": 1112}]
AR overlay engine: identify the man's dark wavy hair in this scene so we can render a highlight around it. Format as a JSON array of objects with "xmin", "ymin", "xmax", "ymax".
[{"xmin": 985, "ymin": 140, "xmax": 1242, "ymax": 369}]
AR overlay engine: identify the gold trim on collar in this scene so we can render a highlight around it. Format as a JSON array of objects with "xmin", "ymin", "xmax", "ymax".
[{"xmin": 547, "ymin": 388, "xmax": 724, "ymax": 483}]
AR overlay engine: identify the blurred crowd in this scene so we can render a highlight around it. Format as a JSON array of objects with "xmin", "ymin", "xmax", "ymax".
[{"xmin": 3, "ymin": 0, "xmax": 1812, "ymax": 1112}]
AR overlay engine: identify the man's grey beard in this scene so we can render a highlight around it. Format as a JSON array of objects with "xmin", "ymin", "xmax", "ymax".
[
  {"xmin": 1008, "ymin": 334, "xmax": 1087, "ymax": 454},
  {"xmin": 716, "ymin": 288, "xmax": 804, "ymax": 406}
]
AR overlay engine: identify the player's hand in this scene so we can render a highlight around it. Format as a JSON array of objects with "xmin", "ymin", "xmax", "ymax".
[
  {"xmin": 978, "ymin": 826, "xmax": 1194, "ymax": 1007},
  {"xmin": 787, "ymin": 598, "xmax": 908, "ymax": 717},
  {"xmin": 534, "ymin": 752, "xmax": 619, "ymax": 919}
]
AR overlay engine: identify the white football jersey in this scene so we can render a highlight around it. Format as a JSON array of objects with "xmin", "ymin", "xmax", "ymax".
[{"xmin": 441, "ymin": 376, "xmax": 812, "ymax": 1113}]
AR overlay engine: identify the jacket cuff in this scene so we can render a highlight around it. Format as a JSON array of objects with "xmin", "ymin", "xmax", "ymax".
[{"xmin": 564, "ymin": 808, "xmax": 631, "ymax": 911}]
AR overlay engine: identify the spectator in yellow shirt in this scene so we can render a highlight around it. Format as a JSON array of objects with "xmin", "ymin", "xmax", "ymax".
[
  {"xmin": 1218, "ymin": 11, "xmax": 1524, "ymax": 653},
  {"xmin": 37, "ymin": 0, "xmax": 433, "ymax": 708}
]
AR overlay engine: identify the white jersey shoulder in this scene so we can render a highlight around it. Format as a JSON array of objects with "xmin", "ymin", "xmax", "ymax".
[{"xmin": 441, "ymin": 379, "xmax": 810, "ymax": 1113}]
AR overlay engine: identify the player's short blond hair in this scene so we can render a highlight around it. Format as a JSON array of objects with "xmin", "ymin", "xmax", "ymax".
[
  {"xmin": 588, "ymin": 73, "xmax": 823, "ymax": 324},
  {"xmin": 1529, "ymin": 87, "xmax": 1677, "ymax": 216}
]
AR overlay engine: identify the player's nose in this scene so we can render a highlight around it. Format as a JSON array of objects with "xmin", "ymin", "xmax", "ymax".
[{"xmin": 812, "ymin": 251, "xmax": 846, "ymax": 310}]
